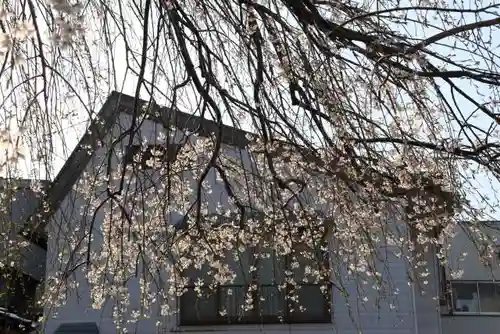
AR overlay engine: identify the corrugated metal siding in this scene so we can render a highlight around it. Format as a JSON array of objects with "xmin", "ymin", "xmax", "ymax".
[
  {"xmin": 331, "ymin": 245, "xmax": 416, "ymax": 334},
  {"xmin": 412, "ymin": 247, "xmax": 441, "ymax": 334},
  {"xmin": 441, "ymin": 316, "xmax": 500, "ymax": 334},
  {"xmin": 54, "ymin": 322, "xmax": 99, "ymax": 334}
]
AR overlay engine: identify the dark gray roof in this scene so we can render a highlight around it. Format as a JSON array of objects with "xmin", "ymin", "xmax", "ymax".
[
  {"xmin": 0, "ymin": 178, "xmax": 50, "ymax": 190},
  {"xmin": 116, "ymin": 92, "xmax": 251, "ymax": 149},
  {"xmin": 31, "ymin": 92, "xmax": 253, "ymax": 231},
  {"xmin": 0, "ymin": 179, "xmax": 50, "ymax": 221},
  {"xmin": 54, "ymin": 322, "xmax": 99, "ymax": 334}
]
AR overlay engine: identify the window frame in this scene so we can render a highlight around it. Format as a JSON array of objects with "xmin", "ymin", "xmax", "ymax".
[
  {"xmin": 449, "ymin": 280, "xmax": 500, "ymax": 315},
  {"xmin": 178, "ymin": 249, "xmax": 332, "ymax": 326}
]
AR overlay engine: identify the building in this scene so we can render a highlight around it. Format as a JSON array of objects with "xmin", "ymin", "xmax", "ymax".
[
  {"xmin": 0, "ymin": 178, "xmax": 49, "ymax": 333},
  {"xmin": 37, "ymin": 92, "xmax": 476, "ymax": 334},
  {"xmin": 438, "ymin": 220, "xmax": 500, "ymax": 334}
]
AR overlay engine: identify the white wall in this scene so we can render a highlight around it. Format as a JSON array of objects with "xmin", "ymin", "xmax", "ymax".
[
  {"xmin": 42, "ymin": 112, "xmax": 431, "ymax": 334},
  {"xmin": 440, "ymin": 222, "xmax": 500, "ymax": 334},
  {"xmin": 447, "ymin": 223, "xmax": 500, "ymax": 280},
  {"xmin": 330, "ymin": 247, "xmax": 416, "ymax": 334},
  {"xmin": 441, "ymin": 315, "xmax": 500, "ymax": 334}
]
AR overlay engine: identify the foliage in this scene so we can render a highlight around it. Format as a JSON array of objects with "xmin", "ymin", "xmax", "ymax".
[{"xmin": 1, "ymin": 0, "xmax": 500, "ymax": 331}]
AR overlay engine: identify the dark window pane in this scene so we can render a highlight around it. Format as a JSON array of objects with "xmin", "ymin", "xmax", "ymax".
[
  {"xmin": 291, "ymin": 249, "xmax": 328, "ymax": 284},
  {"xmin": 180, "ymin": 288, "xmax": 217, "ymax": 325},
  {"xmin": 256, "ymin": 250, "xmax": 285, "ymax": 284},
  {"xmin": 479, "ymin": 283, "xmax": 500, "ymax": 313},
  {"xmin": 0, "ymin": 278, "xmax": 8, "ymax": 308},
  {"xmin": 219, "ymin": 286, "xmax": 247, "ymax": 321},
  {"xmin": 289, "ymin": 285, "xmax": 330, "ymax": 322},
  {"xmin": 452, "ymin": 283, "xmax": 479, "ymax": 312},
  {"xmin": 0, "ymin": 270, "xmax": 38, "ymax": 319},
  {"xmin": 259, "ymin": 285, "xmax": 285, "ymax": 319},
  {"xmin": 227, "ymin": 251, "xmax": 251, "ymax": 285},
  {"xmin": 179, "ymin": 245, "xmax": 331, "ymax": 325}
]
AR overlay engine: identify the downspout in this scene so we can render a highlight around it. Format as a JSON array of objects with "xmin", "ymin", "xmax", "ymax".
[
  {"xmin": 433, "ymin": 247, "xmax": 444, "ymax": 334},
  {"xmin": 405, "ymin": 205, "xmax": 419, "ymax": 334},
  {"xmin": 411, "ymin": 264, "xmax": 419, "ymax": 334}
]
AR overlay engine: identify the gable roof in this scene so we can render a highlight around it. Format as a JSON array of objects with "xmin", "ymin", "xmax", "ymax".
[
  {"xmin": 30, "ymin": 91, "xmax": 461, "ymax": 238},
  {"xmin": 31, "ymin": 91, "xmax": 253, "ymax": 232}
]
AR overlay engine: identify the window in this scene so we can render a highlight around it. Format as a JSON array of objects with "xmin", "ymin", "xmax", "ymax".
[
  {"xmin": 0, "ymin": 269, "xmax": 39, "ymax": 319},
  {"xmin": 179, "ymin": 247, "xmax": 331, "ymax": 325},
  {"xmin": 451, "ymin": 281, "xmax": 500, "ymax": 314},
  {"xmin": 124, "ymin": 144, "xmax": 180, "ymax": 169}
]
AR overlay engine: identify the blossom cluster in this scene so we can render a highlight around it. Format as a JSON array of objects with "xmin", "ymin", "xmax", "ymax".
[
  {"xmin": 0, "ymin": 8, "xmax": 34, "ymax": 57},
  {"xmin": 39, "ymin": 115, "xmax": 464, "ymax": 331},
  {"xmin": 49, "ymin": 0, "xmax": 84, "ymax": 46}
]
